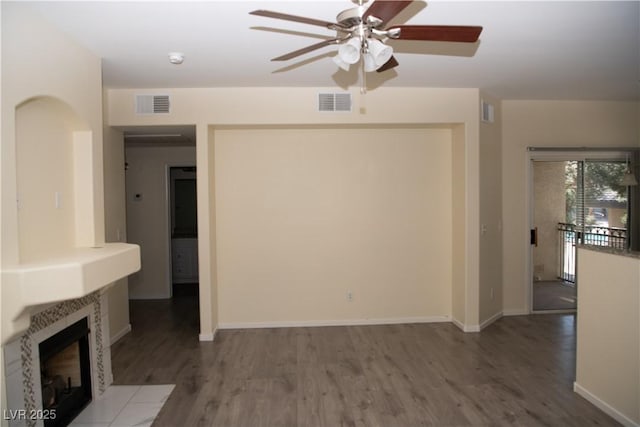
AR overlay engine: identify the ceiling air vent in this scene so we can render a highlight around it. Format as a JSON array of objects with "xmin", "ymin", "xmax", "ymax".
[
  {"xmin": 135, "ymin": 94, "xmax": 170, "ymax": 114},
  {"xmin": 318, "ymin": 93, "xmax": 352, "ymax": 112},
  {"xmin": 481, "ymin": 99, "xmax": 494, "ymax": 123}
]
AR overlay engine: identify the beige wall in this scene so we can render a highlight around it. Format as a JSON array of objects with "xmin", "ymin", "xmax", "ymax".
[
  {"xmin": 451, "ymin": 125, "xmax": 467, "ymax": 325},
  {"xmin": 15, "ymin": 98, "xmax": 80, "ymax": 262},
  {"xmin": 202, "ymin": 126, "xmax": 218, "ymax": 339},
  {"xmin": 107, "ymin": 87, "xmax": 482, "ymax": 335},
  {"xmin": 575, "ymin": 248, "xmax": 639, "ymax": 425},
  {"xmin": 125, "ymin": 144, "xmax": 196, "ymax": 299},
  {"xmin": 532, "ymin": 161, "xmax": 566, "ymax": 281},
  {"xmin": 214, "ymin": 127, "xmax": 452, "ymax": 325},
  {"xmin": 103, "ymin": 119, "xmax": 131, "ymax": 343},
  {"xmin": 502, "ymin": 101, "xmax": 639, "ymax": 314},
  {"xmin": 1, "ymin": 3, "xmax": 105, "ymax": 419},
  {"xmin": 2, "ymin": 3, "xmax": 104, "ymax": 270},
  {"xmin": 479, "ymin": 93, "xmax": 503, "ymax": 325}
]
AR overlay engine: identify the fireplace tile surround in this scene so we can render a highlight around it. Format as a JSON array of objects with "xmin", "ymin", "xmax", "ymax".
[{"xmin": 4, "ymin": 291, "xmax": 111, "ymax": 427}]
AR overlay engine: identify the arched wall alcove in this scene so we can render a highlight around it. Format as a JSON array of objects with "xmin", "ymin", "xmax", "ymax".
[{"xmin": 15, "ymin": 96, "xmax": 95, "ymax": 262}]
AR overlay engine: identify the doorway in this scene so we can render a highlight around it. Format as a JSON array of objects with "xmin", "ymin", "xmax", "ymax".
[
  {"xmin": 531, "ymin": 161, "xmax": 576, "ymax": 311},
  {"xmin": 530, "ymin": 154, "xmax": 631, "ymax": 312},
  {"xmin": 169, "ymin": 166, "xmax": 199, "ymax": 297}
]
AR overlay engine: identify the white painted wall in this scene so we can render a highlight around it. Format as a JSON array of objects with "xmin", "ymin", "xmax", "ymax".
[
  {"xmin": 501, "ymin": 100, "xmax": 639, "ymax": 314},
  {"xmin": 125, "ymin": 144, "xmax": 196, "ymax": 299}
]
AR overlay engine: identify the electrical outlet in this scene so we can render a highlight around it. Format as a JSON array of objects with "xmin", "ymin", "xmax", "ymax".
[{"xmin": 347, "ymin": 291, "xmax": 353, "ymax": 302}]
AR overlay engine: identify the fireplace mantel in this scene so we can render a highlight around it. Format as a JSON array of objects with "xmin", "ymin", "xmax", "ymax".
[{"xmin": 2, "ymin": 243, "xmax": 140, "ymax": 342}]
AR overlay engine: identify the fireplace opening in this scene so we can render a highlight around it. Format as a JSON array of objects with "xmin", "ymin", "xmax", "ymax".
[{"xmin": 39, "ymin": 317, "xmax": 92, "ymax": 427}]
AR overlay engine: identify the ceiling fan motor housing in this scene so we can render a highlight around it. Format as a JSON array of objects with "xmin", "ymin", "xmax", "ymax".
[{"xmin": 336, "ymin": 6, "xmax": 366, "ymax": 28}]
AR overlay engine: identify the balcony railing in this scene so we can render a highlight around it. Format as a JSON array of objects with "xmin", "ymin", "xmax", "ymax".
[{"xmin": 557, "ymin": 222, "xmax": 627, "ymax": 283}]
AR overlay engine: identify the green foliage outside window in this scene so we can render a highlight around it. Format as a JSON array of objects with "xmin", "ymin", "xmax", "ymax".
[{"xmin": 565, "ymin": 161, "xmax": 627, "ymax": 227}]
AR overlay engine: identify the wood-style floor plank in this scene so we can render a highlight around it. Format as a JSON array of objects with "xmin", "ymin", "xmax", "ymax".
[{"xmin": 111, "ymin": 297, "xmax": 621, "ymax": 426}]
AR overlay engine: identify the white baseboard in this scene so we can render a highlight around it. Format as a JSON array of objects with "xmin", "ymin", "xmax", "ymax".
[
  {"xmin": 451, "ymin": 317, "xmax": 465, "ymax": 331},
  {"xmin": 451, "ymin": 312, "xmax": 501, "ymax": 333},
  {"xmin": 502, "ymin": 308, "xmax": 529, "ymax": 316},
  {"xmin": 574, "ymin": 382, "xmax": 639, "ymax": 427},
  {"xmin": 110, "ymin": 324, "xmax": 132, "ymax": 346},
  {"xmin": 218, "ymin": 315, "xmax": 451, "ymax": 330},
  {"xmin": 451, "ymin": 317, "xmax": 481, "ymax": 332},
  {"xmin": 479, "ymin": 311, "xmax": 503, "ymax": 330},
  {"xmin": 199, "ymin": 329, "xmax": 217, "ymax": 341}
]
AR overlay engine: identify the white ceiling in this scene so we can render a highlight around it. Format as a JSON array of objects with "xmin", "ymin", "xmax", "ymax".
[{"xmin": 13, "ymin": 0, "xmax": 640, "ymax": 100}]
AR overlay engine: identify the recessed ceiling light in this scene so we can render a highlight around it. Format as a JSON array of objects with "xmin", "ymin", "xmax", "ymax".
[{"xmin": 168, "ymin": 52, "xmax": 184, "ymax": 65}]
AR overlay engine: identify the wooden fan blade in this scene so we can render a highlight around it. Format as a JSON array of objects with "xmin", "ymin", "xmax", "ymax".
[
  {"xmin": 376, "ymin": 56, "xmax": 399, "ymax": 72},
  {"xmin": 272, "ymin": 39, "xmax": 341, "ymax": 61},
  {"xmin": 390, "ymin": 25, "xmax": 483, "ymax": 42},
  {"xmin": 250, "ymin": 10, "xmax": 344, "ymax": 30},
  {"xmin": 363, "ymin": 1, "xmax": 413, "ymax": 24}
]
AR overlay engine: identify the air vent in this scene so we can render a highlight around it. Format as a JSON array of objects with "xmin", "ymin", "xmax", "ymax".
[
  {"xmin": 318, "ymin": 93, "xmax": 352, "ymax": 112},
  {"xmin": 135, "ymin": 95, "xmax": 170, "ymax": 114},
  {"xmin": 481, "ymin": 99, "xmax": 494, "ymax": 123}
]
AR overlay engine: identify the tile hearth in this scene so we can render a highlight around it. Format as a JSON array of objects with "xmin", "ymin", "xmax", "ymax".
[{"xmin": 69, "ymin": 385, "xmax": 175, "ymax": 427}]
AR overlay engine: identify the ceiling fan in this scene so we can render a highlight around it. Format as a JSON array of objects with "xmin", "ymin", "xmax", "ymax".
[{"xmin": 250, "ymin": 0, "xmax": 483, "ymax": 77}]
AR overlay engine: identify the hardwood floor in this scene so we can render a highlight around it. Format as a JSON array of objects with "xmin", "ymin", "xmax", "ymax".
[
  {"xmin": 111, "ymin": 296, "xmax": 620, "ymax": 426},
  {"xmin": 533, "ymin": 281, "xmax": 577, "ymax": 311}
]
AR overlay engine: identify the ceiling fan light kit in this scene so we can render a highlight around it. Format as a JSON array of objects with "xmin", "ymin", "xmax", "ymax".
[
  {"xmin": 250, "ymin": 0, "xmax": 482, "ymax": 92},
  {"xmin": 364, "ymin": 38, "xmax": 394, "ymax": 71},
  {"xmin": 338, "ymin": 37, "xmax": 362, "ymax": 65},
  {"xmin": 332, "ymin": 55, "xmax": 352, "ymax": 72}
]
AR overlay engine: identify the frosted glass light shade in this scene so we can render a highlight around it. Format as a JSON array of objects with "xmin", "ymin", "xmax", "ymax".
[
  {"xmin": 338, "ymin": 37, "xmax": 361, "ymax": 64},
  {"xmin": 333, "ymin": 55, "xmax": 351, "ymax": 71},
  {"xmin": 363, "ymin": 52, "xmax": 378, "ymax": 72},
  {"xmin": 367, "ymin": 38, "xmax": 393, "ymax": 68}
]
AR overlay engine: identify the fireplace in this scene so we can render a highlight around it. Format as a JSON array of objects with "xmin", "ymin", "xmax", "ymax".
[
  {"xmin": 3, "ymin": 291, "xmax": 113, "ymax": 427},
  {"xmin": 38, "ymin": 317, "xmax": 92, "ymax": 427}
]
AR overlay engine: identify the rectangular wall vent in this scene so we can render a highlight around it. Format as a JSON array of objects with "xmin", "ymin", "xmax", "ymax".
[
  {"xmin": 481, "ymin": 99, "xmax": 494, "ymax": 123},
  {"xmin": 135, "ymin": 95, "xmax": 170, "ymax": 114},
  {"xmin": 318, "ymin": 93, "xmax": 352, "ymax": 112}
]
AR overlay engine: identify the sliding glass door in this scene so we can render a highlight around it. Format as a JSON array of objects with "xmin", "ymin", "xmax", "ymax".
[
  {"xmin": 532, "ymin": 157, "xmax": 630, "ymax": 311},
  {"xmin": 561, "ymin": 159, "xmax": 629, "ymax": 283}
]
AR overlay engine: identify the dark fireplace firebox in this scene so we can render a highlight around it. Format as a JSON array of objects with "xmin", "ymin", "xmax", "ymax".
[{"xmin": 39, "ymin": 317, "xmax": 92, "ymax": 427}]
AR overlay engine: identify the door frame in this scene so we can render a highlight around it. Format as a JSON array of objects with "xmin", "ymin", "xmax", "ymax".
[{"xmin": 525, "ymin": 149, "xmax": 628, "ymax": 313}]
